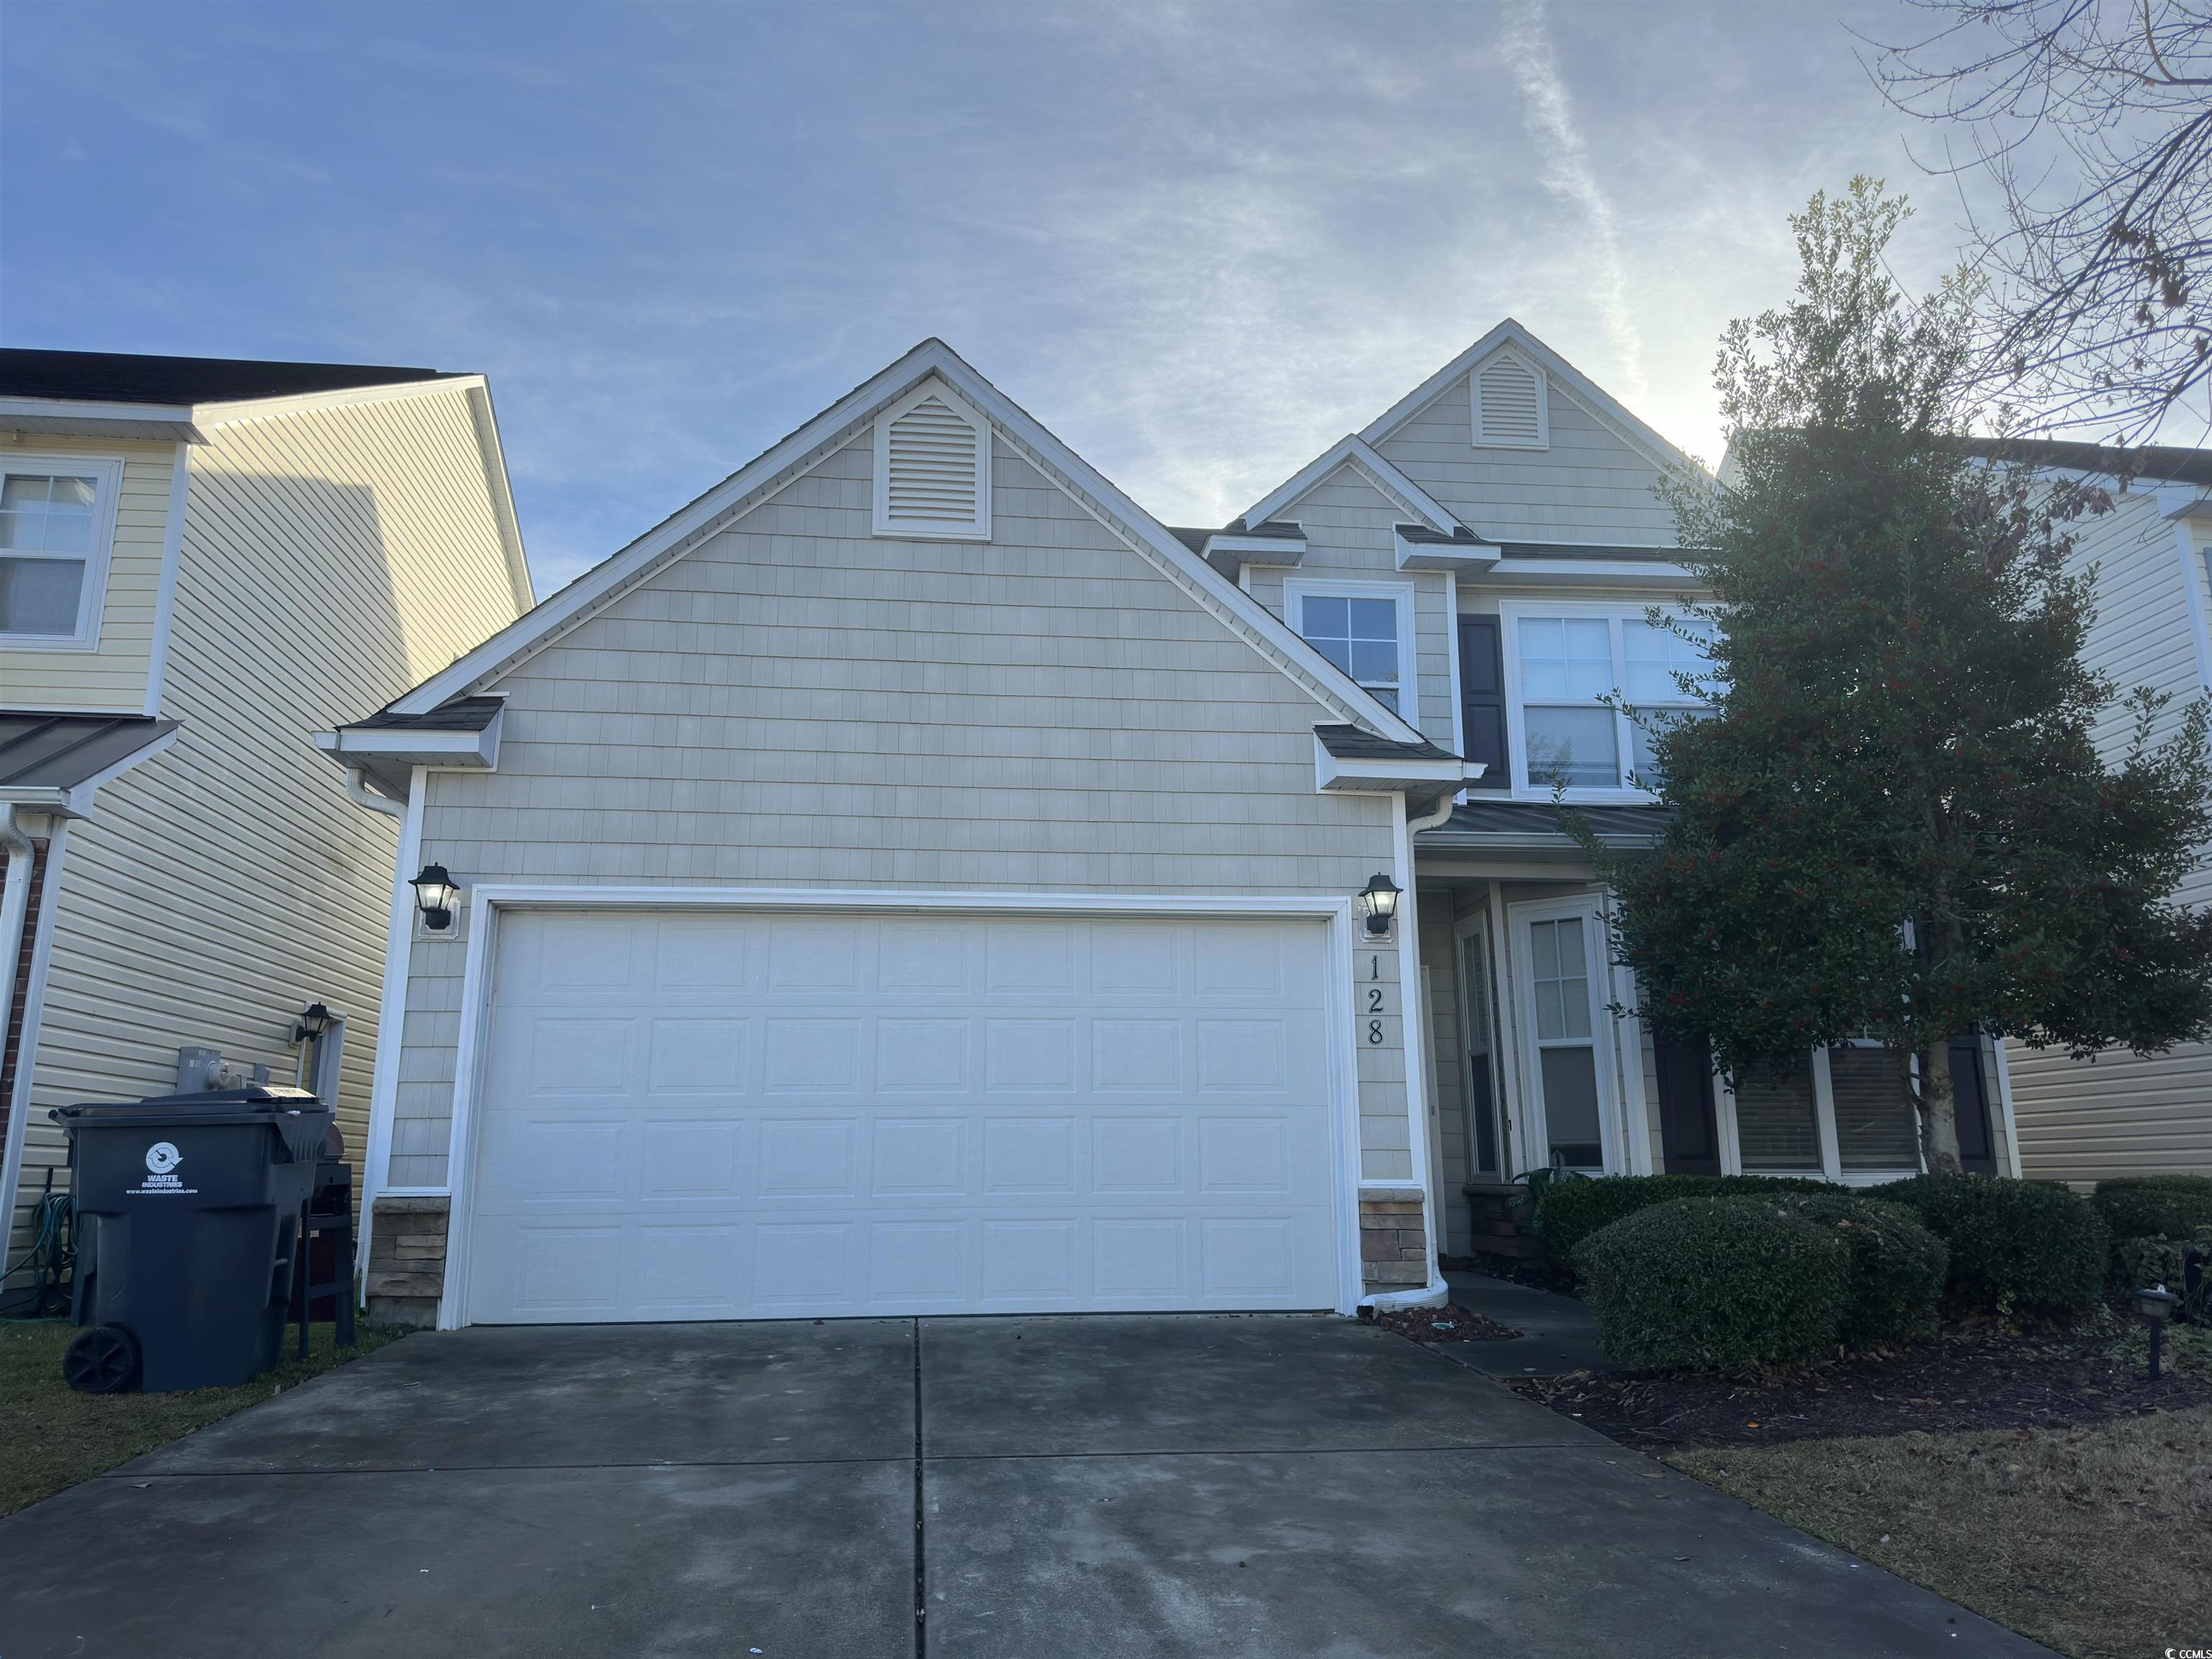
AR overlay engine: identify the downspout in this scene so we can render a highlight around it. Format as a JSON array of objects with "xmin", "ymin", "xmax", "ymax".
[
  {"xmin": 343, "ymin": 768, "xmax": 408, "ymax": 822},
  {"xmin": 0, "ymin": 806, "xmax": 38, "ymax": 1260}
]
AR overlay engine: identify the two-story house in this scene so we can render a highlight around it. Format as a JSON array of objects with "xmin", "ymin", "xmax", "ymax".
[
  {"xmin": 320, "ymin": 325, "xmax": 2022, "ymax": 1331},
  {"xmin": 1960, "ymin": 439, "xmax": 2212, "ymax": 1185},
  {"xmin": 0, "ymin": 351, "xmax": 534, "ymax": 1306}
]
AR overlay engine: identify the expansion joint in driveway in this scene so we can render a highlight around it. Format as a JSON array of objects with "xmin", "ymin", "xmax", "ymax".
[{"xmin": 912, "ymin": 1316, "xmax": 927, "ymax": 1658}]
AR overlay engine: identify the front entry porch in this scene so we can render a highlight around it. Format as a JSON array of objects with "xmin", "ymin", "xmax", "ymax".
[{"xmin": 1410, "ymin": 804, "xmax": 2020, "ymax": 1259}]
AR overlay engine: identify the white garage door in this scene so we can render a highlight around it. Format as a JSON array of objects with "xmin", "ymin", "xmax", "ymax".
[{"xmin": 462, "ymin": 909, "xmax": 1342, "ymax": 1323}]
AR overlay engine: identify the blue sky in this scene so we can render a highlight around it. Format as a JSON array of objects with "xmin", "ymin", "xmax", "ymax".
[{"xmin": 4, "ymin": 1, "xmax": 1987, "ymax": 594}]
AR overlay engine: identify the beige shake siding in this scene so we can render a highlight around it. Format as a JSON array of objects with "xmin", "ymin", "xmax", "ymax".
[
  {"xmin": 385, "ymin": 431, "xmax": 1413, "ymax": 1195},
  {"xmin": 2006, "ymin": 490, "xmax": 2212, "ymax": 1180},
  {"xmin": 12, "ymin": 385, "xmax": 529, "ymax": 1233},
  {"xmin": 1, "ymin": 441, "xmax": 176, "ymax": 711}
]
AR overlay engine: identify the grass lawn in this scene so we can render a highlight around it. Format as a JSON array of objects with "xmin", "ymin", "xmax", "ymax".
[
  {"xmin": 0, "ymin": 1319, "xmax": 400, "ymax": 1517},
  {"xmin": 1671, "ymin": 1396, "xmax": 2212, "ymax": 1659}
]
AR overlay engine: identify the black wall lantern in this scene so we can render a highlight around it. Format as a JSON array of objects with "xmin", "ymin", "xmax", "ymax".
[
  {"xmin": 294, "ymin": 1002, "xmax": 334, "ymax": 1046},
  {"xmin": 411, "ymin": 863, "xmax": 460, "ymax": 932},
  {"xmin": 1357, "ymin": 872, "xmax": 1402, "ymax": 938}
]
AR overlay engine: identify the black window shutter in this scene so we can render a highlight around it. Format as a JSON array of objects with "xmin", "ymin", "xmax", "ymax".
[{"xmin": 1458, "ymin": 615, "xmax": 1509, "ymax": 789}]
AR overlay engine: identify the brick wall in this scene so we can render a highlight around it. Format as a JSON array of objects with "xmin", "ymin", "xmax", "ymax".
[
  {"xmin": 1359, "ymin": 1187, "xmax": 1429, "ymax": 1289},
  {"xmin": 366, "ymin": 1195, "xmax": 449, "ymax": 1328}
]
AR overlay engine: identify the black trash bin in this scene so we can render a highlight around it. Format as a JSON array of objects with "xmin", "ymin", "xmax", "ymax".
[{"xmin": 52, "ymin": 1084, "xmax": 333, "ymax": 1393}]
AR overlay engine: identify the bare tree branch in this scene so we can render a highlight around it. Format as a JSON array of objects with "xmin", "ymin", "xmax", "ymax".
[{"xmin": 1866, "ymin": 0, "xmax": 2212, "ymax": 444}]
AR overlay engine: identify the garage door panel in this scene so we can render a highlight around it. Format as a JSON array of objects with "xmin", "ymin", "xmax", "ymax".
[{"xmin": 466, "ymin": 912, "xmax": 1342, "ymax": 1323}]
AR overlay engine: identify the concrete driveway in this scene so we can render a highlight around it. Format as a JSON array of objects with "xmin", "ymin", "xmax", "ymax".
[{"xmin": 1, "ymin": 1316, "xmax": 2050, "ymax": 1658}]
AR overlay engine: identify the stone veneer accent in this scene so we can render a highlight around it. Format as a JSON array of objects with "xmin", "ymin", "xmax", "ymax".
[
  {"xmin": 366, "ymin": 1195, "xmax": 449, "ymax": 1328},
  {"xmin": 1359, "ymin": 1187, "xmax": 1430, "ymax": 1288}
]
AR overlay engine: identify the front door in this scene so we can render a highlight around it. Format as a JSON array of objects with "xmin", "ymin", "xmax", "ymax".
[{"xmin": 1653, "ymin": 1028, "xmax": 1722, "ymax": 1176}]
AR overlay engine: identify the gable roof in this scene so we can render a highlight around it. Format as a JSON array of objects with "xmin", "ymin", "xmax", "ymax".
[
  {"xmin": 379, "ymin": 339, "xmax": 1427, "ymax": 745},
  {"xmin": 1240, "ymin": 433, "xmax": 1467, "ymax": 539},
  {"xmin": 0, "ymin": 349, "xmax": 462, "ymax": 407},
  {"xmin": 1359, "ymin": 318, "xmax": 1706, "ymax": 482}
]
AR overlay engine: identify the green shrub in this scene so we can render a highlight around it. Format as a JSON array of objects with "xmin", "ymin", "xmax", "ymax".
[
  {"xmin": 1536, "ymin": 1172, "xmax": 1843, "ymax": 1266},
  {"xmin": 1782, "ymin": 1195, "xmax": 1947, "ymax": 1349},
  {"xmin": 1573, "ymin": 1197, "xmax": 1851, "ymax": 1369},
  {"xmin": 2092, "ymin": 1175, "xmax": 2212, "ymax": 1242},
  {"xmin": 1874, "ymin": 1174, "xmax": 2107, "ymax": 1312}
]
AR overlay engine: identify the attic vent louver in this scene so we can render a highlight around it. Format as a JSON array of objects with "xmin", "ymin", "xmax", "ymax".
[
  {"xmin": 873, "ymin": 383, "xmax": 991, "ymax": 539},
  {"xmin": 1473, "ymin": 354, "xmax": 1547, "ymax": 449}
]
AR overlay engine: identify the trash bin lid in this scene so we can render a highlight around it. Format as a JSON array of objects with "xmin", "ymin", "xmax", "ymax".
[{"xmin": 51, "ymin": 1084, "xmax": 329, "ymax": 1125}]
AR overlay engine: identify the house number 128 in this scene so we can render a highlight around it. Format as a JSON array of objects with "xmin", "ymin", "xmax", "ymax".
[{"xmin": 1366, "ymin": 956, "xmax": 1385, "ymax": 1043}]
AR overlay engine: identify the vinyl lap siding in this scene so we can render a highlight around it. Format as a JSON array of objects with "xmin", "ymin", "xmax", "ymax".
[
  {"xmin": 2007, "ymin": 492, "xmax": 2212, "ymax": 1180},
  {"xmin": 389, "ymin": 432, "xmax": 1410, "ymax": 1188},
  {"xmin": 1376, "ymin": 374, "xmax": 1678, "ymax": 547},
  {"xmin": 3, "ymin": 442, "xmax": 175, "ymax": 710},
  {"xmin": 16, "ymin": 388, "xmax": 524, "ymax": 1220}
]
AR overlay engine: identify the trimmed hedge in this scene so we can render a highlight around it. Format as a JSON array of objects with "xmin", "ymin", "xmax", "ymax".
[
  {"xmin": 1573, "ymin": 1197, "xmax": 1851, "ymax": 1369},
  {"xmin": 1536, "ymin": 1173, "xmax": 1845, "ymax": 1266},
  {"xmin": 1783, "ymin": 1195, "xmax": 1948, "ymax": 1349},
  {"xmin": 2092, "ymin": 1175, "xmax": 2212, "ymax": 1243},
  {"xmin": 1872, "ymin": 1174, "xmax": 2107, "ymax": 1313}
]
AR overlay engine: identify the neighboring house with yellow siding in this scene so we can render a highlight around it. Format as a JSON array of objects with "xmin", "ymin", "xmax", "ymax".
[
  {"xmin": 0, "ymin": 351, "xmax": 532, "ymax": 1305},
  {"xmin": 1963, "ymin": 439, "xmax": 2212, "ymax": 1184}
]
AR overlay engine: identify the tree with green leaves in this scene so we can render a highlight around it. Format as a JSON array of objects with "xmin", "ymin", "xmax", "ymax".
[{"xmin": 1589, "ymin": 178, "xmax": 2212, "ymax": 1174}]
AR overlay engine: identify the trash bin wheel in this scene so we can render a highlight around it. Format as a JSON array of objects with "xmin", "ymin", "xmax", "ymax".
[{"xmin": 63, "ymin": 1325, "xmax": 140, "ymax": 1394}]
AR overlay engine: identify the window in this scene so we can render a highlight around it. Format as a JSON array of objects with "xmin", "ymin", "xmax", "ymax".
[
  {"xmin": 0, "ymin": 458, "xmax": 120, "ymax": 647},
  {"xmin": 1732, "ymin": 1057, "xmax": 1822, "ymax": 1173},
  {"xmin": 1287, "ymin": 580, "xmax": 1413, "ymax": 717},
  {"xmin": 1827, "ymin": 1044, "xmax": 1920, "ymax": 1172},
  {"xmin": 1503, "ymin": 605, "xmax": 1715, "ymax": 794},
  {"xmin": 1526, "ymin": 912, "xmax": 1606, "ymax": 1170}
]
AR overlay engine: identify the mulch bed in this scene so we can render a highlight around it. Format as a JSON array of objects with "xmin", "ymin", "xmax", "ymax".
[
  {"xmin": 1509, "ymin": 1328, "xmax": 2211, "ymax": 1449},
  {"xmin": 1369, "ymin": 1302, "xmax": 1522, "ymax": 1344}
]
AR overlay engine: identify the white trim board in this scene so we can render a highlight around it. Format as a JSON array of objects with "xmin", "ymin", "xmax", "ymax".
[
  {"xmin": 0, "ymin": 819, "xmax": 70, "ymax": 1268},
  {"xmin": 385, "ymin": 341, "xmax": 1426, "ymax": 750},
  {"xmin": 428, "ymin": 884, "xmax": 1370, "ymax": 1327},
  {"xmin": 143, "ymin": 442, "xmax": 191, "ymax": 715}
]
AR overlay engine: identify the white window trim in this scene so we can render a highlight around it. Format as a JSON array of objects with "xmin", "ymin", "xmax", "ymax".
[
  {"xmin": 1498, "ymin": 598, "xmax": 1709, "ymax": 803},
  {"xmin": 871, "ymin": 379, "xmax": 991, "ymax": 542},
  {"xmin": 0, "ymin": 452, "xmax": 124, "ymax": 651},
  {"xmin": 1470, "ymin": 347, "xmax": 1550, "ymax": 451},
  {"xmin": 1506, "ymin": 894, "xmax": 1625, "ymax": 1175},
  {"xmin": 1283, "ymin": 576, "xmax": 1419, "ymax": 724}
]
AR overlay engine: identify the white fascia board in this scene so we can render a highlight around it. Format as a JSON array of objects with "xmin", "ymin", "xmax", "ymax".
[
  {"xmin": 0, "ymin": 724, "xmax": 182, "ymax": 819},
  {"xmin": 385, "ymin": 341, "xmax": 1427, "ymax": 745},
  {"xmin": 317, "ymin": 707, "xmax": 503, "ymax": 770},
  {"xmin": 464, "ymin": 382, "xmax": 536, "ymax": 611},
  {"xmin": 1359, "ymin": 319, "xmax": 1709, "ymax": 484},
  {"xmin": 1314, "ymin": 738, "xmax": 1480, "ymax": 794},
  {"xmin": 2155, "ymin": 485, "xmax": 2212, "ymax": 521},
  {"xmin": 1467, "ymin": 558, "xmax": 1701, "ymax": 588},
  {"xmin": 1242, "ymin": 435, "xmax": 1463, "ymax": 539},
  {"xmin": 1393, "ymin": 529, "xmax": 1501, "ymax": 571},
  {"xmin": 1203, "ymin": 531, "xmax": 1307, "ymax": 579},
  {"xmin": 0, "ymin": 398, "xmax": 204, "ymax": 444},
  {"xmin": 191, "ymin": 374, "xmax": 488, "ymax": 430}
]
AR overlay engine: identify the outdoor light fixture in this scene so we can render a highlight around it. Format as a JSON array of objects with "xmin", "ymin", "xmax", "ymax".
[
  {"xmin": 2136, "ymin": 1284, "xmax": 2179, "ymax": 1381},
  {"xmin": 1357, "ymin": 873, "xmax": 1403, "ymax": 938},
  {"xmin": 410, "ymin": 863, "xmax": 459, "ymax": 932},
  {"xmin": 293, "ymin": 1002, "xmax": 334, "ymax": 1046}
]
